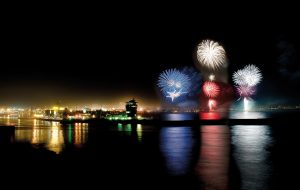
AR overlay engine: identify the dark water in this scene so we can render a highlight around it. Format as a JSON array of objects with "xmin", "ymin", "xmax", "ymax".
[{"xmin": 1, "ymin": 110, "xmax": 299, "ymax": 189}]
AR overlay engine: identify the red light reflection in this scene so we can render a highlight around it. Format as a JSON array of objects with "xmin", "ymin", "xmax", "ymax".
[
  {"xmin": 195, "ymin": 125, "xmax": 231, "ymax": 189},
  {"xmin": 199, "ymin": 112, "xmax": 223, "ymax": 120}
]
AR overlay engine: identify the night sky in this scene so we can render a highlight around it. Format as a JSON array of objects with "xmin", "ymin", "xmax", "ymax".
[{"xmin": 1, "ymin": 4, "xmax": 299, "ymax": 108}]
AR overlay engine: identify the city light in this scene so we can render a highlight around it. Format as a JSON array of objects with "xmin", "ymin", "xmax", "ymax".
[{"xmin": 34, "ymin": 114, "xmax": 44, "ymax": 117}]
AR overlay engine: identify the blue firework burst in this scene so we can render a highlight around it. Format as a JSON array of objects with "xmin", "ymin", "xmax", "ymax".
[
  {"xmin": 157, "ymin": 68, "xmax": 191, "ymax": 102},
  {"xmin": 181, "ymin": 66, "xmax": 202, "ymax": 98}
]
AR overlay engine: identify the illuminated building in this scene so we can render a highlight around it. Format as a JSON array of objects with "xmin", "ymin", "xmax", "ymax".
[
  {"xmin": 126, "ymin": 98, "xmax": 138, "ymax": 119},
  {"xmin": 83, "ymin": 108, "xmax": 91, "ymax": 113},
  {"xmin": 45, "ymin": 110, "xmax": 55, "ymax": 118}
]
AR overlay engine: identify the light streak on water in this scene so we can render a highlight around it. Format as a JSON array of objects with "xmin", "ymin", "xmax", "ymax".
[
  {"xmin": 195, "ymin": 125, "xmax": 231, "ymax": 189},
  {"xmin": 231, "ymin": 125, "xmax": 274, "ymax": 190},
  {"xmin": 159, "ymin": 127, "xmax": 197, "ymax": 176},
  {"xmin": 137, "ymin": 124, "xmax": 142, "ymax": 144}
]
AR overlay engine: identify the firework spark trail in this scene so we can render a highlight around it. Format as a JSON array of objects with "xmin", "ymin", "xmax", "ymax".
[
  {"xmin": 208, "ymin": 99, "xmax": 216, "ymax": 111},
  {"xmin": 197, "ymin": 40, "xmax": 226, "ymax": 70},
  {"xmin": 244, "ymin": 98, "xmax": 249, "ymax": 110},
  {"xmin": 203, "ymin": 81, "xmax": 220, "ymax": 98},
  {"xmin": 157, "ymin": 68, "xmax": 191, "ymax": 102}
]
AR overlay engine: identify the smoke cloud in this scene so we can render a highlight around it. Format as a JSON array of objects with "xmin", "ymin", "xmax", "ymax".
[{"xmin": 276, "ymin": 40, "xmax": 300, "ymax": 80}]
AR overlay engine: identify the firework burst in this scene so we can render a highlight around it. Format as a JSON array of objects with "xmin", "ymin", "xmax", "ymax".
[
  {"xmin": 181, "ymin": 66, "xmax": 203, "ymax": 98},
  {"xmin": 233, "ymin": 64, "xmax": 262, "ymax": 86},
  {"xmin": 197, "ymin": 40, "xmax": 226, "ymax": 70},
  {"xmin": 157, "ymin": 69, "xmax": 191, "ymax": 102},
  {"xmin": 203, "ymin": 81, "xmax": 220, "ymax": 98},
  {"xmin": 232, "ymin": 64, "xmax": 262, "ymax": 110},
  {"xmin": 235, "ymin": 85, "xmax": 256, "ymax": 101},
  {"xmin": 243, "ymin": 64, "xmax": 262, "ymax": 86},
  {"xmin": 232, "ymin": 69, "xmax": 247, "ymax": 86}
]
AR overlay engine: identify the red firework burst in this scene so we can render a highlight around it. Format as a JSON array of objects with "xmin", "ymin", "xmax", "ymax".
[{"xmin": 203, "ymin": 81, "xmax": 220, "ymax": 98}]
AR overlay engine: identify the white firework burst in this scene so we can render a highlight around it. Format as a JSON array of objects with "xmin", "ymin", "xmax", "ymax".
[
  {"xmin": 166, "ymin": 90, "xmax": 187, "ymax": 102},
  {"xmin": 233, "ymin": 69, "xmax": 248, "ymax": 86},
  {"xmin": 197, "ymin": 40, "xmax": 226, "ymax": 70},
  {"xmin": 243, "ymin": 64, "xmax": 262, "ymax": 86},
  {"xmin": 233, "ymin": 64, "xmax": 262, "ymax": 87}
]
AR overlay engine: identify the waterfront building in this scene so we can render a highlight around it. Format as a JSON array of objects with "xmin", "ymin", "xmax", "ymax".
[
  {"xmin": 95, "ymin": 110, "xmax": 104, "ymax": 118},
  {"xmin": 45, "ymin": 110, "xmax": 55, "ymax": 118},
  {"xmin": 83, "ymin": 108, "xmax": 91, "ymax": 113},
  {"xmin": 68, "ymin": 110, "xmax": 91, "ymax": 120},
  {"xmin": 126, "ymin": 98, "xmax": 138, "ymax": 119}
]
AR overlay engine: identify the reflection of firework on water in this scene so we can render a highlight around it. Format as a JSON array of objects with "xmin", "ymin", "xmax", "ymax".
[
  {"xmin": 236, "ymin": 85, "xmax": 256, "ymax": 101},
  {"xmin": 197, "ymin": 40, "xmax": 226, "ymax": 70},
  {"xmin": 157, "ymin": 68, "xmax": 191, "ymax": 102},
  {"xmin": 203, "ymin": 81, "xmax": 220, "ymax": 98},
  {"xmin": 233, "ymin": 64, "xmax": 262, "ymax": 86}
]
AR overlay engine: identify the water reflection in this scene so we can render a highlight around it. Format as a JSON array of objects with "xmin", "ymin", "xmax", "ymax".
[
  {"xmin": 12, "ymin": 119, "xmax": 90, "ymax": 154},
  {"xmin": 74, "ymin": 123, "xmax": 88, "ymax": 148},
  {"xmin": 118, "ymin": 123, "xmax": 122, "ymax": 131},
  {"xmin": 200, "ymin": 112, "xmax": 223, "ymax": 120},
  {"xmin": 82, "ymin": 123, "xmax": 88, "ymax": 144},
  {"xmin": 161, "ymin": 113, "xmax": 198, "ymax": 121},
  {"xmin": 229, "ymin": 111, "xmax": 267, "ymax": 119},
  {"xmin": 137, "ymin": 124, "xmax": 142, "ymax": 144},
  {"xmin": 74, "ymin": 123, "xmax": 82, "ymax": 147},
  {"xmin": 31, "ymin": 119, "xmax": 44, "ymax": 145},
  {"xmin": 231, "ymin": 125, "xmax": 273, "ymax": 190},
  {"xmin": 159, "ymin": 127, "xmax": 199, "ymax": 176},
  {"xmin": 195, "ymin": 125, "xmax": 231, "ymax": 190},
  {"xmin": 46, "ymin": 123, "xmax": 65, "ymax": 154},
  {"xmin": 68, "ymin": 124, "xmax": 72, "ymax": 143}
]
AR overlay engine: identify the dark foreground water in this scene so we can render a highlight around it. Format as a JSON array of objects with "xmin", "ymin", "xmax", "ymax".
[{"xmin": 1, "ymin": 110, "xmax": 300, "ymax": 189}]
